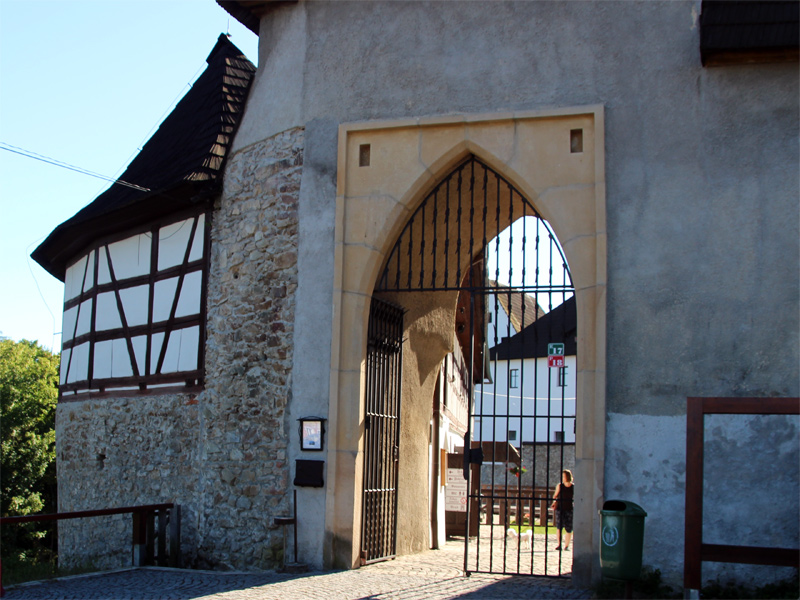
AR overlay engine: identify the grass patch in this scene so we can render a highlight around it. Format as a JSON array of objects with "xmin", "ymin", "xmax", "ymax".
[
  {"xmin": 506, "ymin": 523, "xmax": 555, "ymax": 536},
  {"xmin": 2, "ymin": 556, "xmax": 59, "ymax": 587},
  {"xmin": 2, "ymin": 554, "xmax": 99, "ymax": 588}
]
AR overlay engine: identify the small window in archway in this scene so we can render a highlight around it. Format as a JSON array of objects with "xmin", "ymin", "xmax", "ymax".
[
  {"xmin": 359, "ymin": 144, "xmax": 371, "ymax": 167},
  {"xmin": 570, "ymin": 129, "xmax": 583, "ymax": 153}
]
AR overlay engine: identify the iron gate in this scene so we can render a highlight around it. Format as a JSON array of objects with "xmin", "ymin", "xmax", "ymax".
[
  {"xmin": 374, "ymin": 155, "xmax": 576, "ymax": 577},
  {"xmin": 360, "ymin": 297, "xmax": 404, "ymax": 564}
]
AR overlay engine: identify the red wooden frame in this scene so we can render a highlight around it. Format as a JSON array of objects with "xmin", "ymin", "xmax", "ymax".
[{"xmin": 684, "ymin": 397, "xmax": 800, "ymax": 591}]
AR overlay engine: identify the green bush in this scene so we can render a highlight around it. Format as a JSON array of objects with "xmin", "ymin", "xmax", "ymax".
[{"xmin": 0, "ymin": 338, "xmax": 59, "ymax": 586}]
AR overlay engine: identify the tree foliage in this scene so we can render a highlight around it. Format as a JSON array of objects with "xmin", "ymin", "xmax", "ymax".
[{"xmin": 0, "ymin": 338, "xmax": 59, "ymax": 518}]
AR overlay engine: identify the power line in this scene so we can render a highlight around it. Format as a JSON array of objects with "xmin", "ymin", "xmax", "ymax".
[{"xmin": 0, "ymin": 142, "xmax": 150, "ymax": 192}]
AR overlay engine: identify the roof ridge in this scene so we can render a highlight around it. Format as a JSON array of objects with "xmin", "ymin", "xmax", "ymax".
[{"xmin": 32, "ymin": 36, "xmax": 257, "ymax": 280}]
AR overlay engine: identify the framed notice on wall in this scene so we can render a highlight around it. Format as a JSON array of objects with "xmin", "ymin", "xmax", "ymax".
[{"xmin": 299, "ymin": 417, "xmax": 325, "ymax": 451}]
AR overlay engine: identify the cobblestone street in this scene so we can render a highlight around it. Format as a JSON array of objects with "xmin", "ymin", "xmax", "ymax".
[{"xmin": 4, "ymin": 537, "xmax": 592, "ymax": 600}]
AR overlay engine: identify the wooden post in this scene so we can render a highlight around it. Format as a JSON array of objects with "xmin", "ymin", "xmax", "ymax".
[
  {"xmin": 684, "ymin": 398, "xmax": 705, "ymax": 592},
  {"xmin": 293, "ymin": 490, "xmax": 298, "ymax": 564},
  {"xmin": 132, "ymin": 511, "xmax": 146, "ymax": 567},
  {"xmin": 169, "ymin": 505, "xmax": 181, "ymax": 568},
  {"xmin": 539, "ymin": 492, "xmax": 548, "ymax": 527},
  {"xmin": 145, "ymin": 511, "xmax": 155, "ymax": 566},
  {"xmin": 157, "ymin": 508, "xmax": 167, "ymax": 566}
]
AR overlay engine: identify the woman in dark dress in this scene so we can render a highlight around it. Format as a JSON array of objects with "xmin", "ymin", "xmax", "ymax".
[{"xmin": 551, "ymin": 469, "xmax": 574, "ymax": 551}]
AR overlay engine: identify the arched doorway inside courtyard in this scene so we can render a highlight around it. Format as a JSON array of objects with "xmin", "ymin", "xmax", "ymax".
[{"xmin": 362, "ymin": 155, "xmax": 577, "ymax": 577}]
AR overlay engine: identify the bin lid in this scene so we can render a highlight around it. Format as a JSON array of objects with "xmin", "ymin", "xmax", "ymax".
[{"xmin": 599, "ymin": 499, "xmax": 647, "ymax": 517}]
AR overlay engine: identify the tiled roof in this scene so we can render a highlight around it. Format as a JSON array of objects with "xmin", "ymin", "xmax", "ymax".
[
  {"xmin": 32, "ymin": 35, "xmax": 256, "ymax": 281},
  {"xmin": 490, "ymin": 296, "xmax": 576, "ymax": 361},
  {"xmin": 701, "ymin": 0, "xmax": 799, "ymax": 65},
  {"xmin": 488, "ymin": 281, "xmax": 545, "ymax": 333}
]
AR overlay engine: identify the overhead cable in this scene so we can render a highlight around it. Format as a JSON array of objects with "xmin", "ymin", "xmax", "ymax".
[{"xmin": 0, "ymin": 142, "xmax": 151, "ymax": 192}]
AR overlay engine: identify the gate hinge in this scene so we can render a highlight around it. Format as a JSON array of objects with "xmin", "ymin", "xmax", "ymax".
[
  {"xmin": 468, "ymin": 447, "xmax": 484, "ymax": 465},
  {"xmin": 463, "ymin": 446, "xmax": 483, "ymax": 479}
]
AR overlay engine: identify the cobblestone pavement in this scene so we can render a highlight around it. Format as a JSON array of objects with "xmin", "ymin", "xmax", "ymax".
[{"xmin": 3, "ymin": 537, "xmax": 592, "ymax": 600}]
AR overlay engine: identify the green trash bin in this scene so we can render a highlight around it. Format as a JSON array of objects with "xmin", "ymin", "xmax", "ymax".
[{"xmin": 599, "ymin": 499, "xmax": 647, "ymax": 581}]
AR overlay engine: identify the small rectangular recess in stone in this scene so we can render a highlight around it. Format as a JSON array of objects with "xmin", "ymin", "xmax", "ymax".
[
  {"xmin": 570, "ymin": 129, "xmax": 583, "ymax": 153},
  {"xmin": 359, "ymin": 144, "xmax": 371, "ymax": 167}
]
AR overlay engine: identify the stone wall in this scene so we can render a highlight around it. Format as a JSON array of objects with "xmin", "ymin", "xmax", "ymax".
[
  {"xmin": 56, "ymin": 394, "xmax": 202, "ymax": 570},
  {"xmin": 481, "ymin": 444, "xmax": 575, "ymax": 492},
  {"xmin": 56, "ymin": 127, "xmax": 304, "ymax": 571},
  {"xmin": 198, "ymin": 126, "xmax": 304, "ymax": 569}
]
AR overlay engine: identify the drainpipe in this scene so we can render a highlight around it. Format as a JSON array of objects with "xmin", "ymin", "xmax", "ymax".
[{"xmin": 430, "ymin": 370, "xmax": 442, "ymax": 549}]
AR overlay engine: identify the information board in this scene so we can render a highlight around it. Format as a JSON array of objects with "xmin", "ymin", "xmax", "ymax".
[{"xmin": 445, "ymin": 468, "xmax": 468, "ymax": 512}]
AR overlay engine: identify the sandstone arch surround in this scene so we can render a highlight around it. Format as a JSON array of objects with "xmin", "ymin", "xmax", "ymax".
[{"xmin": 328, "ymin": 108, "xmax": 607, "ymax": 583}]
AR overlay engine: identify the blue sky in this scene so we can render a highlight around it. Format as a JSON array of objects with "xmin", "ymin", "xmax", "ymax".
[{"xmin": 0, "ymin": 0, "xmax": 258, "ymax": 352}]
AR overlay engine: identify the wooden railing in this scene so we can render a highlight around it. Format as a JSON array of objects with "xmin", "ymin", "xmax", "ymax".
[
  {"xmin": 481, "ymin": 485, "xmax": 554, "ymax": 527},
  {"xmin": 0, "ymin": 503, "xmax": 181, "ymax": 597},
  {"xmin": 684, "ymin": 397, "xmax": 799, "ymax": 595}
]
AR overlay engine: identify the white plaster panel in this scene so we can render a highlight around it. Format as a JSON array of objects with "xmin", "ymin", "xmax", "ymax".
[
  {"xmin": 62, "ymin": 307, "xmax": 77, "ymax": 342},
  {"xmin": 177, "ymin": 327, "xmax": 200, "ymax": 372},
  {"xmin": 97, "ymin": 248, "xmax": 112, "ymax": 285},
  {"xmin": 159, "ymin": 331, "xmax": 182, "ymax": 373},
  {"xmin": 107, "ymin": 233, "xmax": 150, "ymax": 280},
  {"xmin": 153, "ymin": 278, "xmax": 179, "ymax": 322},
  {"xmin": 158, "ymin": 218, "xmax": 194, "ymax": 271},
  {"xmin": 131, "ymin": 335, "xmax": 147, "ymax": 375},
  {"xmin": 93, "ymin": 340, "xmax": 113, "ymax": 379},
  {"xmin": 150, "ymin": 333, "xmax": 165, "ymax": 373},
  {"xmin": 175, "ymin": 272, "xmax": 202, "ymax": 318},
  {"xmin": 94, "ymin": 292, "xmax": 122, "ymax": 331},
  {"xmin": 111, "ymin": 338, "xmax": 134, "ymax": 378},
  {"xmin": 64, "ymin": 253, "xmax": 91, "ymax": 300},
  {"xmin": 188, "ymin": 214, "xmax": 205, "ymax": 262},
  {"xmin": 59, "ymin": 348, "xmax": 71, "ymax": 385},
  {"xmin": 83, "ymin": 251, "xmax": 95, "ymax": 292},
  {"xmin": 75, "ymin": 299, "xmax": 93, "ymax": 337},
  {"xmin": 119, "ymin": 285, "xmax": 149, "ymax": 327},
  {"xmin": 67, "ymin": 342, "xmax": 90, "ymax": 384}
]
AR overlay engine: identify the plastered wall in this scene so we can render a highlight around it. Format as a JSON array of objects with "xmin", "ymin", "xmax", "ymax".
[{"xmin": 229, "ymin": 0, "xmax": 798, "ymax": 587}]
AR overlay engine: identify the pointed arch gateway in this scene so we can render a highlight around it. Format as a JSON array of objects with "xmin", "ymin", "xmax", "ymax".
[
  {"xmin": 329, "ymin": 110, "xmax": 606, "ymax": 585},
  {"xmin": 365, "ymin": 155, "xmax": 576, "ymax": 576}
]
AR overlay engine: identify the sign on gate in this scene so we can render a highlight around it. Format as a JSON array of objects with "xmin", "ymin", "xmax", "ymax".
[
  {"xmin": 548, "ymin": 343, "xmax": 565, "ymax": 368},
  {"xmin": 445, "ymin": 469, "xmax": 468, "ymax": 512}
]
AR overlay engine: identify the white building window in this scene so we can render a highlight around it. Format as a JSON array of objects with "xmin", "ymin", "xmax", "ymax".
[
  {"xmin": 558, "ymin": 366, "xmax": 568, "ymax": 387},
  {"xmin": 510, "ymin": 368, "xmax": 519, "ymax": 388}
]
